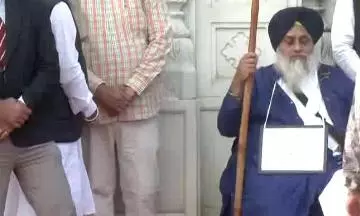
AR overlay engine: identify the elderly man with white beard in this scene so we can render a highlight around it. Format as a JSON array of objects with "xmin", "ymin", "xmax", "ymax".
[{"xmin": 218, "ymin": 7, "xmax": 354, "ymax": 216}]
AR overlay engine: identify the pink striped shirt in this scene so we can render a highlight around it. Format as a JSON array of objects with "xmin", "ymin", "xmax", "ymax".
[{"xmin": 75, "ymin": 0, "xmax": 172, "ymax": 123}]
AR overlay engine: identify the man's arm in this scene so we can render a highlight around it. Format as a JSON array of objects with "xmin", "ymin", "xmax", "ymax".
[
  {"xmin": 20, "ymin": 6, "xmax": 60, "ymax": 110},
  {"xmin": 125, "ymin": 0, "xmax": 173, "ymax": 95},
  {"xmin": 344, "ymin": 100, "xmax": 360, "ymax": 192},
  {"xmin": 332, "ymin": 0, "xmax": 359, "ymax": 81},
  {"xmin": 78, "ymin": 32, "xmax": 104, "ymax": 94},
  {"xmin": 217, "ymin": 53, "xmax": 258, "ymax": 138},
  {"xmin": 217, "ymin": 93, "xmax": 242, "ymax": 137},
  {"xmin": 49, "ymin": 2, "xmax": 97, "ymax": 118},
  {"xmin": 81, "ymin": 34, "xmax": 129, "ymax": 115},
  {"xmin": 87, "ymin": 68, "xmax": 105, "ymax": 93},
  {"xmin": 344, "ymin": 103, "xmax": 360, "ymax": 216}
]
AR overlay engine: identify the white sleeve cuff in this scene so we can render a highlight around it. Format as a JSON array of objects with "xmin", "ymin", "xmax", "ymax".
[
  {"xmin": 18, "ymin": 96, "xmax": 25, "ymax": 104},
  {"xmin": 84, "ymin": 107, "xmax": 99, "ymax": 122},
  {"xmin": 83, "ymin": 99, "xmax": 97, "ymax": 118}
]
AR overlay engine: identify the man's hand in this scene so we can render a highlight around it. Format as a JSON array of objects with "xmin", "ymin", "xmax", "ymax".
[
  {"xmin": 119, "ymin": 85, "xmax": 137, "ymax": 103},
  {"xmin": 237, "ymin": 52, "xmax": 258, "ymax": 81},
  {"xmin": 347, "ymin": 191, "xmax": 360, "ymax": 216},
  {"xmin": 94, "ymin": 84, "xmax": 129, "ymax": 116},
  {"xmin": 0, "ymin": 121, "xmax": 13, "ymax": 140},
  {"xmin": 230, "ymin": 52, "xmax": 258, "ymax": 96},
  {"xmin": 0, "ymin": 98, "xmax": 32, "ymax": 129}
]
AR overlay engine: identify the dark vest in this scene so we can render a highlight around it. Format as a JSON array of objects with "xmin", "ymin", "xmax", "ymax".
[
  {"xmin": 5, "ymin": 0, "xmax": 86, "ymax": 147},
  {"xmin": 47, "ymin": 0, "xmax": 88, "ymax": 81},
  {"xmin": 353, "ymin": 0, "xmax": 360, "ymax": 56}
]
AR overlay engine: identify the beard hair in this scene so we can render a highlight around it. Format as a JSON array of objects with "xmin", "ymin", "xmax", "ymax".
[{"xmin": 274, "ymin": 50, "xmax": 320, "ymax": 92}]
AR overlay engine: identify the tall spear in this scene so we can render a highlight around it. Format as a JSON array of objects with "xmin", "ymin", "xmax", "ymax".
[{"xmin": 233, "ymin": 0, "xmax": 259, "ymax": 215}]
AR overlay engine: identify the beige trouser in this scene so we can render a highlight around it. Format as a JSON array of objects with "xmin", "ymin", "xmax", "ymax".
[
  {"xmin": 0, "ymin": 139, "xmax": 76, "ymax": 216},
  {"xmin": 83, "ymin": 117, "xmax": 159, "ymax": 216},
  {"xmin": 4, "ymin": 139, "xmax": 95, "ymax": 216}
]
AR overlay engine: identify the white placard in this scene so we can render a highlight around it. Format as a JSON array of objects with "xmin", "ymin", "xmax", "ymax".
[{"xmin": 260, "ymin": 126, "xmax": 327, "ymax": 173}]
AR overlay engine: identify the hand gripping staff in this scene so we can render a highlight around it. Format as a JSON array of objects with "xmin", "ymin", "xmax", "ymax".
[{"xmin": 233, "ymin": 0, "xmax": 259, "ymax": 215}]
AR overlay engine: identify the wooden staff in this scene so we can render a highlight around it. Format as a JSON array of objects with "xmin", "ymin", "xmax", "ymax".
[{"xmin": 233, "ymin": 0, "xmax": 259, "ymax": 215}]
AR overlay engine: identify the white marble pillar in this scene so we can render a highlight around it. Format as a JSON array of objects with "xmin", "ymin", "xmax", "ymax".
[
  {"xmin": 163, "ymin": 0, "xmax": 196, "ymax": 100},
  {"xmin": 303, "ymin": 0, "xmax": 335, "ymax": 65}
]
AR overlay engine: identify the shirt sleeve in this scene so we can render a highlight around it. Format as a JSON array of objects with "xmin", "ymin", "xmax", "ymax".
[
  {"xmin": 125, "ymin": 0, "xmax": 173, "ymax": 95},
  {"xmin": 49, "ymin": 2, "xmax": 97, "ymax": 117},
  {"xmin": 217, "ymin": 92, "xmax": 242, "ymax": 138},
  {"xmin": 331, "ymin": 0, "xmax": 359, "ymax": 81}
]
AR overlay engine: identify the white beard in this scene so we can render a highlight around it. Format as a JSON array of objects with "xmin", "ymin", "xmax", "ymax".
[{"xmin": 274, "ymin": 51, "xmax": 320, "ymax": 92}]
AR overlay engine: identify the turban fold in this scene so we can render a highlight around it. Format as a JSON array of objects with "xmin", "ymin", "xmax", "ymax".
[{"xmin": 268, "ymin": 7, "xmax": 324, "ymax": 50}]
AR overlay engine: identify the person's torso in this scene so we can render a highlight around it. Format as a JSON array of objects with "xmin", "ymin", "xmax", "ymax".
[
  {"xmin": 78, "ymin": 0, "xmax": 164, "ymax": 122},
  {"xmin": 81, "ymin": 0, "xmax": 148, "ymax": 84},
  {"xmin": 220, "ymin": 64, "xmax": 354, "ymax": 196},
  {"xmin": 1, "ymin": 0, "xmax": 84, "ymax": 146},
  {"xmin": 236, "ymin": 65, "xmax": 354, "ymax": 164}
]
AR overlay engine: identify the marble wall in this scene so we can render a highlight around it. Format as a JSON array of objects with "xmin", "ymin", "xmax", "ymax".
[{"xmin": 303, "ymin": 0, "xmax": 337, "ymax": 65}]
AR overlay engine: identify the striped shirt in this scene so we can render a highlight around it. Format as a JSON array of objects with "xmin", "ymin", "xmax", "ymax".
[{"xmin": 72, "ymin": 0, "xmax": 172, "ymax": 123}]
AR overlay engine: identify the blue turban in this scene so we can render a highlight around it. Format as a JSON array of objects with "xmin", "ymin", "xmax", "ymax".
[{"xmin": 268, "ymin": 7, "xmax": 324, "ymax": 50}]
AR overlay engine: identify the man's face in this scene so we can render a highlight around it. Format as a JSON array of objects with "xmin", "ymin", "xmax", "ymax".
[
  {"xmin": 274, "ymin": 25, "xmax": 319, "ymax": 92},
  {"xmin": 277, "ymin": 24, "xmax": 314, "ymax": 60}
]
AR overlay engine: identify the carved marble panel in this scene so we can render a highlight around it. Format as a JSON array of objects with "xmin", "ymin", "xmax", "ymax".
[
  {"xmin": 213, "ymin": 22, "xmax": 275, "ymax": 80},
  {"xmin": 197, "ymin": 0, "xmax": 302, "ymax": 97}
]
